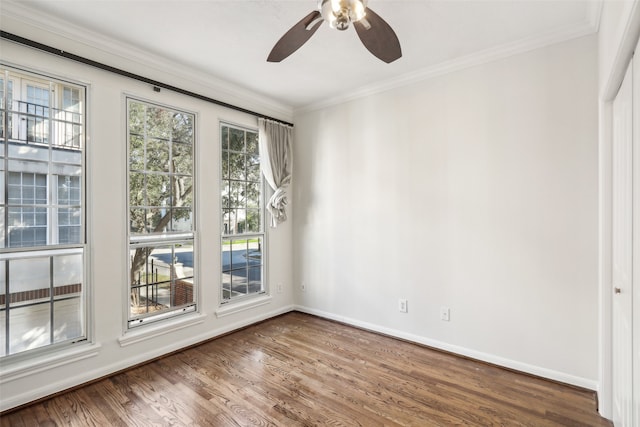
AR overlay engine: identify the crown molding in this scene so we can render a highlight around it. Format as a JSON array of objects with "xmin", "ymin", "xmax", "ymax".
[
  {"xmin": 1, "ymin": 0, "xmax": 294, "ymax": 121},
  {"xmin": 588, "ymin": 0, "xmax": 604, "ymax": 33},
  {"xmin": 296, "ymin": 16, "xmax": 600, "ymax": 114},
  {"xmin": 2, "ymin": 0, "xmax": 600, "ymax": 120}
]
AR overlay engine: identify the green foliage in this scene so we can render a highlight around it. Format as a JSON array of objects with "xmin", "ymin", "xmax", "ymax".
[
  {"xmin": 128, "ymin": 101, "xmax": 194, "ymax": 235},
  {"xmin": 128, "ymin": 100, "xmax": 195, "ymax": 290},
  {"xmin": 221, "ymin": 125, "xmax": 261, "ymax": 235}
]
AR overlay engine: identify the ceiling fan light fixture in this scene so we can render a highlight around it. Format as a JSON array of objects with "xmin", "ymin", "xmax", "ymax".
[
  {"xmin": 268, "ymin": 0, "xmax": 401, "ymax": 63},
  {"xmin": 349, "ymin": 0, "xmax": 367, "ymax": 22},
  {"xmin": 319, "ymin": 0, "xmax": 367, "ymax": 30}
]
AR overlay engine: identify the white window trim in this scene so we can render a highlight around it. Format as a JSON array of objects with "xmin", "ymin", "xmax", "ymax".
[
  {"xmin": 215, "ymin": 294, "xmax": 272, "ymax": 318},
  {"xmin": 219, "ymin": 122, "xmax": 268, "ymax": 306},
  {"xmin": 124, "ymin": 96, "xmax": 199, "ymax": 331},
  {"xmin": 0, "ymin": 65, "xmax": 90, "ymax": 360},
  {"xmin": 0, "ymin": 342, "xmax": 100, "ymax": 384},
  {"xmin": 118, "ymin": 312, "xmax": 206, "ymax": 347}
]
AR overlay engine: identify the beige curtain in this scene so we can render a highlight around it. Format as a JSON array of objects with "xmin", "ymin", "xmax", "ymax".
[{"xmin": 258, "ymin": 118, "xmax": 293, "ymax": 227}]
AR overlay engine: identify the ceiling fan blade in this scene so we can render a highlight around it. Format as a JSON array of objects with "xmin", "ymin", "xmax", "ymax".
[
  {"xmin": 353, "ymin": 8, "xmax": 402, "ymax": 63},
  {"xmin": 267, "ymin": 10, "xmax": 323, "ymax": 62}
]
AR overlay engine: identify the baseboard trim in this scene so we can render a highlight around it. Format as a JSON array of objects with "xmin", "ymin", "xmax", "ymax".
[{"xmin": 293, "ymin": 305, "xmax": 599, "ymax": 392}]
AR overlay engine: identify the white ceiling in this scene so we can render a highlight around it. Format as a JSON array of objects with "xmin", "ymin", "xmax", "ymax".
[{"xmin": 4, "ymin": 0, "xmax": 600, "ymax": 110}]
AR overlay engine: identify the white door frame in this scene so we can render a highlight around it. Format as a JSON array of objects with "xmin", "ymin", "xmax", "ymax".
[{"xmin": 599, "ymin": 2, "xmax": 640, "ymax": 419}]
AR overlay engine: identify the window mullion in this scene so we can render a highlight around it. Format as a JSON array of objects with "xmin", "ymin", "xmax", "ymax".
[
  {"xmin": 4, "ymin": 260, "xmax": 9, "ymax": 356},
  {"xmin": 49, "ymin": 255, "xmax": 54, "ymax": 345}
]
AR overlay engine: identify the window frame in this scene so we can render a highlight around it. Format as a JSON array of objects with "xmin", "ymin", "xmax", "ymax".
[
  {"xmin": 125, "ymin": 96, "xmax": 198, "ymax": 329},
  {"xmin": 0, "ymin": 65, "xmax": 89, "ymax": 361},
  {"xmin": 219, "ymin": 122, "xmax": 267, "ymax": 305}
]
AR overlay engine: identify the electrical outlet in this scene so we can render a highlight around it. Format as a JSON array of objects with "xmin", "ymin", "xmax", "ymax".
[
  {"xmin": 440, "ymin": 307, "xmax": 450, "ymax": 321},
  {"xmin": 301, "ymin": 282, "xmax": 306, "ymax": 292},
  {"xmin": 398, "ymin": 299, "xmax": 408, "ymax": 313},
  {"xmin": 277, "ymin": 283, "xmax": 283, "ymax": 293}
]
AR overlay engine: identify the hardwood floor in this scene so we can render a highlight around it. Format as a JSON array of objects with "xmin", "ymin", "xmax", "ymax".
[{"xmin": 1, "ymin": 312, "xmax": 612, "ymax": 426}]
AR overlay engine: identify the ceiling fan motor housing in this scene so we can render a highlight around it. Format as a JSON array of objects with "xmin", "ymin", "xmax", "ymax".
[{"xmin": 319, "ymin": 0, "xmax": 368, "ymax": 30}]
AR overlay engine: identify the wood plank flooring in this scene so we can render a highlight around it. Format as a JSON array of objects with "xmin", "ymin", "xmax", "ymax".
[{"xmin": 1, "ymin": 312, "xmax": 612, "ymax": 426}]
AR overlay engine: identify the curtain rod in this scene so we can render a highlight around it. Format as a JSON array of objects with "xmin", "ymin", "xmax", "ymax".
[{"xmin": 0, "ymin": 31, "xmax": 294, "ymax": 128}]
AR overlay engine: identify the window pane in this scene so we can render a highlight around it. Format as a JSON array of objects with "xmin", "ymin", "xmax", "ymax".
[
  {"xmin": 146, "ymin": 138, "xmax": 170, "ymax": 172},
  {"xmin": 57, "ymin": 175, "xmax": 80, "ymax": 205},
  {"xmin": 146, "ymin": 106, "xmax": 172, "ymax": 139},
  {"xmin": 229, "ymin": 128, "xmax": 244, "ymax": 152},
  {"xmin": 53, "ymin": 253, "xmax": 82, "ymax": 287},
  {"xmin": 221, "ymin": 151, "xmax": 229, "ymax": 179},
  {"xmin": 246, "ymin": 132, "xmax": 259, "ymax": 155},
  {"xmin": 9, "ymin": 304, "xmax": 50, "ymax": 354},
  {"xmin": 146, "ymin": 173, "xmax": 171, "ymax": 207},
  {"xmin": 10, "ymin": 257, "xmax": 49, "ymax": 292},
  {"xmin": 129, "ymin": 242, "xmax": 194, "ymax": 320},
  {"xmin": 246, "ymin": 209, "xmax": 261, "ymax": 233},
  {"xmin": 230, "ymin": 181, "xmax": 244, "ymax": 208},
  {"xmin": 129, "ymin": 102, "xmax": 145, "ymax": 135},
  {"xmin": 247, "ymin": 161, "xmax": 260, "ymax": 182},
  {"xmin": 221, "ymin": 126, "xmax": 228, "ymax": 150},
  {"xmin": 172, "ymin": 113, "xmax": 193, "ymax": 143},
  {"xmin": 248, "ymin": 266, "xmax": 261, "ymax": 293},
  {"xmin": 221, "ymin": 183, "xmax": 230, "ymax": 210},
  {"xmin": 171, "ymin": 208, "xmax": 192, "ymax": 232},
  {"xmin": 222, "ymin": 209, "xmax": 232, "ymax": 235},
  {"xmin": 130, "ymin": 208, "xmax": 147, "ymax": 234},
  {"xmin": 221, "ymin": 235, "xmax": 263, "ymax": 302},
  {"xmin": 129, "ymin": 172, "xmax": 145, "ymax": 207},
  {"xmin": 62, "ymin": 87, "xmax": 80, "ymax": 112},
  {"xmin": 146, "ymin": 207, "xmax": 169, "ymax": 233},
  {"xmin": 229, "ymin": 153, "xmax": 245, "ymax": 180},
  {"xmin": 58, "ymin": 225, "xmax": 81, "ymax": 245},
  {"xmin": 53, "ymin": 297, "xmax": 83, "ymax": 344},
  {"xmin": 222, "ymin": 273, "xmax": 231, "ymax": 300},
  {"xmin": 8, "ymin": 208, "xmax": 48, "ymax": 247},
  {"xmin": 172, "ymin": 177, "xmax": 192, "ymax": 207},
  {"xmin": 129, "ymin": 135, "xmax": 144, "ymax": 171},
  {"xmin": 172, "ymin": 142, "xmax": 192, "ymax": 175},
  {"xmin": 246, "ymin": 182, "xmax": 260, "ymax": 208}
]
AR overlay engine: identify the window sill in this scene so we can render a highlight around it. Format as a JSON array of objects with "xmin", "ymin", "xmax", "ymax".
[
  {"xmin": 0, "ymin": 342, "xmax": 101, "ymax": 384},
  {"xmin": 118, "ymin": 312, "xmax": 207, "ymax": 347},
  {"xmin": 215, "ymin": 294, "xmax": 272, "ymax": 318}
]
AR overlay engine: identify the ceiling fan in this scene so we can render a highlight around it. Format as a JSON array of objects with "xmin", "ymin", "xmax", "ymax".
[{"xmin": 267, "ymin": 0, "xmax": 402, "ymax": 64}]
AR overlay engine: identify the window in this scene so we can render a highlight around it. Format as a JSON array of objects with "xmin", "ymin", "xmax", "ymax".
[
  {"xmin": 0, "ymin": 67, "xmax": 86, "ymax": 358},
  {"xmin": 127, "ymin": 99, "xmax": 196, "ymax": 327},
  {"xmin": 220, "ymin": 124, "xmax": 264, "ymax": 303}
]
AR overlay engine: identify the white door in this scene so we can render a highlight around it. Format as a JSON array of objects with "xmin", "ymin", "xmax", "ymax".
[
  {"xmin": 633, "ymin": 36, "xmax": 640, "ymax": 426},
  {"xmin": 612, "ymin": 58, "xmax": 634, "ymax": 426}
]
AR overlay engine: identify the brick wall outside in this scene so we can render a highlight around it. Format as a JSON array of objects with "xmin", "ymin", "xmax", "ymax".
[
  {"xmin": 173, "ymin": 280, "xmax": 193, "ymax": 306},
  {"xmin": 0, "ymin": 283, "xmax": 82, "ymax": 306}
]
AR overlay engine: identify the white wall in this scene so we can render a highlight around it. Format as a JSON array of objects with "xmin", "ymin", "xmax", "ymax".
[
  {"xmin": 0, "ymin": 14, "xmax": 295, "ymax": 411},
  {"xmin": 293, "ymin": 35, "xmax": 599, "ymax": 387}
]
